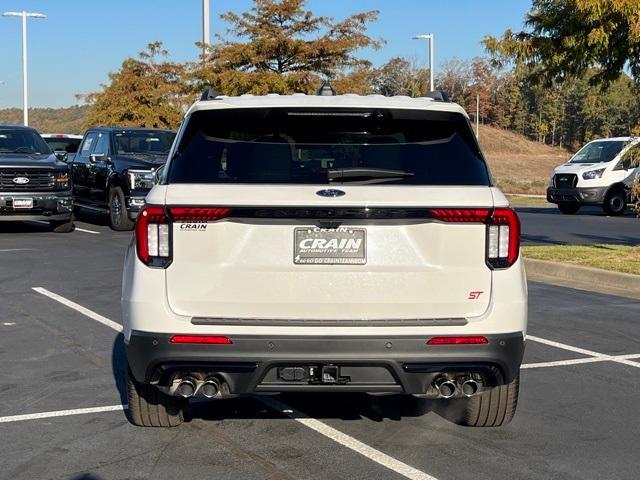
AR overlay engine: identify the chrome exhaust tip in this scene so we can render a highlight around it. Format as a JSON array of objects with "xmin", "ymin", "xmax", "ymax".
[
  {"xmin": 201, "ymin": 377, "xmax": 221, "ymax": 398},
  {"xmin": 434, "ymin": 377, "xmax": 457, "ymax": 399},
  {"xmin": 176, "ymin": 377, "xmax": 197, "ymax": 398},
  {"xmin": 461, "ymin": 379, "xmax": 479, "ymax": 397}
]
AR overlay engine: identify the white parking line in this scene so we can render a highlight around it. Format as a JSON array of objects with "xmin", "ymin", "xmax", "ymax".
[
  {"xmin": 29, "ymin": 220, "xmax": 100, "ymax": 234},
  {"xmin": 527, "ymin": 335, "xmax": 640, "ymax": 368},
  {"xmin": 0, "ymin": 405, "xmax": 126, "ymax": 424},
  {"xmin": 32, "ymin": 287, "xmax": 123, "ymax": 332},
  {"xmin": 75, "ymin": 227, "xmax": 101, "ymax": 234},
  {"xmin": 522, "ymin": 353, "xmax": 640, "ymax": 369},
  {"xmin": 260, "ymin": 396, "xmax": 438, "ymax": 480}
]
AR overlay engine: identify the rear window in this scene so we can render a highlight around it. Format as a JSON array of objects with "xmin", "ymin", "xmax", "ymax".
[
  {"xmin": 44, "ymin": 137, "xmax": 81, "ymax": 153},
  {"xmin": 166, "ymin": 108, "xmax": 490, "ymax": 186}
]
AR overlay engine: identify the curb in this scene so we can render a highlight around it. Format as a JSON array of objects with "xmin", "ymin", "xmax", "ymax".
[{"xmin": 524, "ymin": 258, "xmax": 640, "ymax": 300}]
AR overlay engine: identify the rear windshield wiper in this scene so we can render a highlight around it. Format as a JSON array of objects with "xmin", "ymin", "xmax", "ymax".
[{"xmin": 328, "ymin": 168, "xmax": 414, "ymax": 184}]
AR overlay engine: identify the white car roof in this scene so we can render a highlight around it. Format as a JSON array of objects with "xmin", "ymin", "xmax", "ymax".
[
  {"xmin": 589, "ymin": 136, "xmax": 635, "ymax": 142},
  {"xmin": 41, "ymin": 133, "xmax": 83, "ymax": 139},
  {"xmin": 187, "ymin": 94, "xmax": 469, "ymax": 118}
]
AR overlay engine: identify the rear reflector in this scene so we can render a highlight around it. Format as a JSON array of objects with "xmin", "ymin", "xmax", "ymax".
[
  {"xmin": 169, "ymin": 335, "xmax": 233, "ymax": 345},
  {"xmin": 169, "ymin": 207, "xmax": 231, "ymax": 222},
  {"xmin": 427, "ymin": 336, "xmax": 489, "ymax": 345},
  {"xmin": 430, "ymin": 209, "xmax": 490, "ymax": 223}
]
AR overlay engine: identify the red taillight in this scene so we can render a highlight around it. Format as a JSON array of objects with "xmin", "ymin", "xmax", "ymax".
[
  {"xmin": 169, "ymin": 335, "xmax": 233, "ymax": 345},
  {"xmin": 135, "ymin": 206, "xmax": 171, "ymax": 267},
  {"xmin": 135, "ymin": 205, "xmax": 232, "ymax": 268},
  {"xmin": 486, "ymin": 208, "xmax": 520, "ymax": 269},
  {"xmin": 429, "ymin": 207, "xmax": 520, "ymax": 270},
  {"xmin": 169, "ymin": 207, "xmax": 231, "ymax": 222},
  {"xmin": 430, "ymin": 209, "xmax": 490, "ymax": 223},
  {"xmin": 427, "ymin": 336, "xmax": 489, "ymax": 345}
]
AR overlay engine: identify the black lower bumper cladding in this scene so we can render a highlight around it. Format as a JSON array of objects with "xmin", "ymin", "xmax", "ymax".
[{"xmin": 126, "ymin": 331, "xmax": 525, "ymax": 395}]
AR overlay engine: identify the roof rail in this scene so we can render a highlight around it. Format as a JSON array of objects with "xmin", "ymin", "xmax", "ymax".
[
  {"xmin": 423, "ymin": 90, "xmax": 450, "ymax": 102},
  {"xmin": 317, "ymin": 81, "xmax": 336, "ymax": 96},
  {"xmin": 200, "ymin": 87, "xmax": 222, "ymax": 101}
]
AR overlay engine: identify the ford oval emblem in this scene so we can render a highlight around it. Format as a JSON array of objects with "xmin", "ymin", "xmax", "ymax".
[
  {"xmin": 316, "ymin": 189, "xmax": 345, "ymax": 198},
  {"xmin": 12, "ymin": 177, "xmax": 29, "ymax": 185}
]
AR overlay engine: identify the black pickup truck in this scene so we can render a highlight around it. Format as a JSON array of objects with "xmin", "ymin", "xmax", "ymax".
[
  {"xmin": 70, "ymin": 127, "xmax": 175, "ymax": 230},
  {"xmin": 0, "ymin": 125, "xmax": 74, "ymax": 232}
]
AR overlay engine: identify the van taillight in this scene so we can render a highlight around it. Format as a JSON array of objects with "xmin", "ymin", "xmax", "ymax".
[
  {"xmin": 136, "ymin": 206, "xmax": 171, "ymax": 268},
  {"xmin": 429, "ymin": 207, "xmax": 520, "ymax": 269},
  {"xmin": 486, "ymin": 208, "xmax": 520, "ymax": 269},
  {"xmin": 135, "ymin": 205, "xmax": 232, "ymax": 268}
]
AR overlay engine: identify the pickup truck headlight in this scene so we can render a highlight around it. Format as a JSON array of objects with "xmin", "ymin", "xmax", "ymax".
[
  {"xmin": 128, "ymin": 170, "xmax": 156, "ymax": 190},
  {"xmin": 582, "ymin": 168, "xmax": 605, "ymax": 180},
  {"xmin": 54, "ymin": 172, "xmax": 70, "ymax": 190}
]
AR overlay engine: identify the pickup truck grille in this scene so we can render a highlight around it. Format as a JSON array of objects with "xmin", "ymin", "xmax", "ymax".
[
  {"xmin": 553, "ymin": 173, "xmax": 578, "ymax": 189},
  {"xmin": 0, "ymin": 170, "xmax": 56, "ymax": 191}
]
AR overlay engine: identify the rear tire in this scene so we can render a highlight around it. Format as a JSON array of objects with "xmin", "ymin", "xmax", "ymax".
[
  {"xmin": 108, "ymin": 187, "xmax": 135, "ymax": 231},
  {"xmin": 557, "ymin": 202, "xmax": 580, "ymax": 214},
  {"xmin": 50, "ymin": 219, "xmax": 74, "ymax": 233},
  {"xmin": 602, "ymin": 189, "xmax": 627, "ymax": 216},
  {"xmin": 460, "ymin": 375, "xmax": 519, "ymax": 427},
  {"xmin": 126, "ymin": 369, "xmax": 185, "ymax": 427}
]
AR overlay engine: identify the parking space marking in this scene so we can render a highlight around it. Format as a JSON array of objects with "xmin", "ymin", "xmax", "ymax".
[
  {"xmin": 522, "ymin": 352, "xmax": 640, "ymax": 369},
  {"xmin": 28, "ymin": 220, "xmax": 100, "ymax": 234},
  {"xmin": 75, "ymin": 227, "xmax": 101, "ymax": 234},
  {"xmin": 260, "ymin": 396, "xmax": 438, "ymax": 480},
  {"xmin": 0, "ymin": 405, "xmax": 126, "ymax": 424},
  {"xmin": 32, "ymin": 287, "xmax": 123, "ymax": 332},
  {"xmin": 527, "ymin": 335, "xmax": 640, "ymax": 368}
]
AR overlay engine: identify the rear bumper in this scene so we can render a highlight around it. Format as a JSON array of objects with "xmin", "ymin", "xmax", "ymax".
[
  {"xmin": 546, "ymin": 186, "xmax": 608, "ymax": 205},
  {"xmin": 126, "ymin": 331, "xmax": 525, "ymax": 394},
  {"xmin": 0, "ymin": 191, "xmax": 73, "ymax": 221}
]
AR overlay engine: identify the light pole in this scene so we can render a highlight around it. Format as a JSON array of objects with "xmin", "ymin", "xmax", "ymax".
[
  {"xmin": 202, "ymin": 0, "xmax": 210, "ymax": 65},
  {"xmin": 3, "ymin": 11, "xmax": 46, "ymax": 126},
  {"xmin": 413, "ymin": 34, "xmax": 434, "ymax": 92}
]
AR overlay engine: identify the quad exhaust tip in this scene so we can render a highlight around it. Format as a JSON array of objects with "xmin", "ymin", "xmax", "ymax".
[
  {"xmin": 461, "ymin": 379, "xmax": 479, "ymax": 397},
  {"xmin": 201, "ymin": 377, "xmax": 221, "ymax": 398},
  {"xmin": 434, "ymin": 377, "xmax": 457, "ymax": 399},
  {"xmin": 176, "ymin": 377, "xmax": 197, "ymax": 398}
]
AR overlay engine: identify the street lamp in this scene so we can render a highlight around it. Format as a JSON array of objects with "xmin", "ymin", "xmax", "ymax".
[
  {"xmin": 412, "ymin": 34, "xmax": 434, "ymax": 92},
  {"xmin": 202, "ymin": 0, "xmax": 210, "ymax": 65},
  {"xmin": 3, "ymin": 11, "xmax": 46, "ymax": 126}
]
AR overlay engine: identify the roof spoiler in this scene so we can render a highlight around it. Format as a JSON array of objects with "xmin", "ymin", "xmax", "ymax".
[
  {"xmin": 423, "ymin": 90, "xmax": 450, "ymax": 102},
  {"xmin": 200, "ymin": 87, "xmax": 222, "ymax": 101}
]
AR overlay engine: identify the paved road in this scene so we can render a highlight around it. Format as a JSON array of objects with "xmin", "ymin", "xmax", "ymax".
[
  {"xmin": 1, "ymin": 221, "xmax": 639, "ymax": 480},
  {"xmin": 516, "ymin": 205, "xmax": 639, "ymax": 245}
]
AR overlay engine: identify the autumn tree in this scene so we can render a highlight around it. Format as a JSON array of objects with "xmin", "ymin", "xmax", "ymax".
[
  {"xmin": 82, "ymin": 42, "xmax": 188, "ymax": 129},
  {"xmin": 369, "ymin": 57, "xmax": 429, "ymax": 97},
  {"xmin": 483, "ymin": 0, "xmax": 640, "ymax": 86},
  {"xmin": 190, "ymin": 0, "xmax": 382, "ymax": 95}
]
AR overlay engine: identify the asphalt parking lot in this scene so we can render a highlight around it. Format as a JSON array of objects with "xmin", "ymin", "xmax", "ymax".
[
  {"xmin": 517, "ymin": 205, "xmax": 640, "ymax": 245},
  {"xmin": 1, "ymin": 217, "xmax": 639, "ymax": 480}
]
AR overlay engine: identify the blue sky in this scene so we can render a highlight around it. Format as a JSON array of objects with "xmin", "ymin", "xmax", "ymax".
[{"xmin": 0, "ymin": 0, "xmax": 532, "ymax": 108}]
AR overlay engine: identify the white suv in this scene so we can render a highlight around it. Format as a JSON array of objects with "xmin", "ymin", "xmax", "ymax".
[
  {"xmin": 122, "ymin": 90, "xmax": 527, "ymax": 428},
  {"xmin": 547, "ymin": 137, "xmax": 639, "ymax": 215}
]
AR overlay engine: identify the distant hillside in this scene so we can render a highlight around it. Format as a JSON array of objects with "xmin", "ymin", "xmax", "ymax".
[
  {"xmin": 479, "ymin": 124, "xmax": 571, "ymax": 194},
  {"xmin": 0, "ymin": 106, "xmax": 89, "ymax": 134}
]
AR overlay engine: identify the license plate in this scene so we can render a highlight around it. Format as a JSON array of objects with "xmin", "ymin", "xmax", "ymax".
[
  {"xmin": 13, "ymin": 198, "xmax": 33, "ymax": 209},
  {"xmin": 294, "ymin": 227, "xmax": 366, "ymax": 265}
]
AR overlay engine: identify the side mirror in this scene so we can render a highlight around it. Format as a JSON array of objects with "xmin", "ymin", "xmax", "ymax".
[
  {"xmin": 54, "ymin": 150, "xmax": 68, "ymax": 162},
  {"xmin": 154, "ymin": 165, "xmax": 165, "ymax": 183},
  {"xmin": 90, "ymin": 153, "xmax": 109, "ymax": 164}
]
